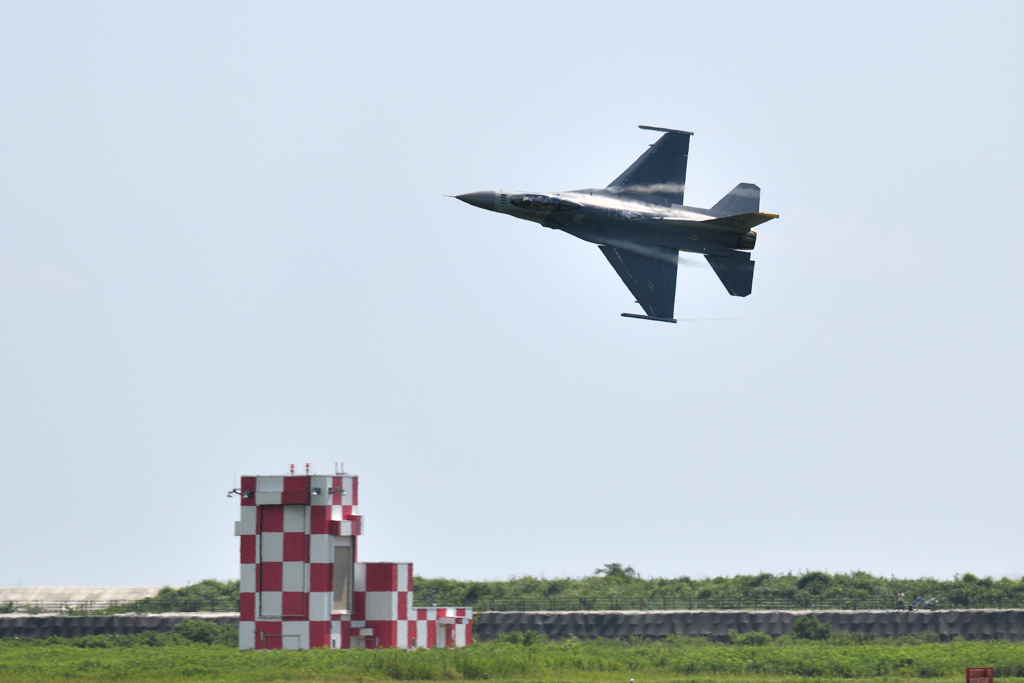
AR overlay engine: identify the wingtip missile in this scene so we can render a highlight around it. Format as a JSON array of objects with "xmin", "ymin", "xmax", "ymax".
[
  {"xmin": 638, "ymin": 125, "xmax": 694, "ymax": 136},
  {"xmin": 621, "ymin": 313, "xmax": 677, "ymax": 324}
]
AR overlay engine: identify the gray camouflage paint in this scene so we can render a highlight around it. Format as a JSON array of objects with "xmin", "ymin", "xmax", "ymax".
[{"xmin": 456, "ymin": 126, "xmax": 777, "ymax": 323}]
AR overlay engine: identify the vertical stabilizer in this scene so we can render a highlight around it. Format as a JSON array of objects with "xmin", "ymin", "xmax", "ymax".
[{"xmin": 710, "ymin": 183, "xmax": 760, "ymax": 216}]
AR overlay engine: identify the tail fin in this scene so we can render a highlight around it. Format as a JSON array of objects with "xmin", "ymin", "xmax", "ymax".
[{"xmin": 711, "ymin": 183, "xmax": 760, "ymax": 216}]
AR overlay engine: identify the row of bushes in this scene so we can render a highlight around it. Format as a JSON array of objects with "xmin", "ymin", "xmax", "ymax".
[
  {"xmin": 0, "ymin": 580, "xmax": 240, "ymax": 615},
  {"xmin": 40, "ymin": 569, "xmax": 1024, "ymax": 615},
  {"xmin": 419, "ymin": 566, "xmax": 1024, "ymax": 611},
  {"xmin": 93, "ymin": 579, "xmax": 240, "ymax": 615}
]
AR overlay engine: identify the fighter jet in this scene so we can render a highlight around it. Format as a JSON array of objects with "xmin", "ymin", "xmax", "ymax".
[{"xmin": 456, "ymin": 126, "xmax": 777, "ymax": 323}]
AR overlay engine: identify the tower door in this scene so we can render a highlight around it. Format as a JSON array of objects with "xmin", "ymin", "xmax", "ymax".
[{"xmin": 332, "ymin": 544, "xmax": 353, "ymax": 612}]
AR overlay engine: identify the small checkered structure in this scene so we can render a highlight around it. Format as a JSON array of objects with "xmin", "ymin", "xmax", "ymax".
[{"xmin": 235, "ymin": 467, "xmax": 472, "ymax": 650}]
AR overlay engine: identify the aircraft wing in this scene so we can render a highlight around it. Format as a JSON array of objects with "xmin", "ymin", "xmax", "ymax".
[
  {"xmin": 607, "ymin": 126, "xmax": 693, "ymax": 205},
  {"xmin": 599, "ymin": 244, "xmax": 679, "ymax": 322}
]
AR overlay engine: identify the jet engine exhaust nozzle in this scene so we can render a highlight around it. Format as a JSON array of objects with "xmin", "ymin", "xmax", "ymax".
[{"xmin": 737, "ymin": 230, "xmax": 757, "ymax": 250}]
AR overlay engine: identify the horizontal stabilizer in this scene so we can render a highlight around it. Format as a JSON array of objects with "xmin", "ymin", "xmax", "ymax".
[
  {"xmin": 705, "ymin": 252, "xmax": 755, "ymax": 297},
  {"xmin": 712, "ymin": 183, "xmax": 760, "ymax": 215},
  {"xmin": 654, "ymin": 212, "xmax": 778, "ymax": 233},
  {"xmin": 705, "ymin": 212, "xmax": 778, "ymax": 232}
]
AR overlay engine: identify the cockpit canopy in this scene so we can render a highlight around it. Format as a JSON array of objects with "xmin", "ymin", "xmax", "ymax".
[{"xmin": 510, "ymin": 194, "xmax": 581, "ymax": 212}]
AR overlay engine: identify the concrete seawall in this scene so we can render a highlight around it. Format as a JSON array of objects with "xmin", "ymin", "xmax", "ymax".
[
  {"xmin": 475, "ymin": 610, "xmax": 1024, "ymax": 642},
  {"xmin": 5, "ymin": 610, "xmax": 1024, "ymax": 642},
  {"xmin": 0, "ymin": 613, "xmax": 238, "ymax": 639}
]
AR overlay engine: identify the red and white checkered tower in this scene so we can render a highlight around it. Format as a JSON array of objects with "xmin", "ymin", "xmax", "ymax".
[{"xmin": 234, "ymin": 464, "xmax": 471, "ymax": 651}]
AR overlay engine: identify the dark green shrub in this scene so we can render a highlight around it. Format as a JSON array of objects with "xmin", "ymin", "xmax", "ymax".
[
  {"xmin": 133, "ymin": 631, "xmax": 169, "ymax": 647},
  {"xmin": 793, "ymin": 614, "xmax": 831, "ymax": 640},
  {"xmin": 796, "ymin": 571, "xmax": 833, "ymax": 594},
  {"xmin": 170, "ymin": 619, "xmax": 237, "ymax": 646},
  {"xmin": 522, "ymin": 629, "xmax": 544, "ymax": 646},
  {"xmin": 496, "ymin": 629, "xmax": 545, "ymax": 646},
  {"xmin": 729, "ymin": 630, "xmax": 772, "ymax": 646},
  {"xmin": 594, "ymin": 563, "xmax": 638, "ymax": 579},
  {"xmin": 77, "ymin": 635, "xmax": 114, "ymax": 648}
]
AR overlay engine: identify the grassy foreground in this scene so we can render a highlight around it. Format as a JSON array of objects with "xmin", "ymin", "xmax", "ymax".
[{"xmin": 2, "ymin": 628, "xmax": 1024, "ymax": 683}]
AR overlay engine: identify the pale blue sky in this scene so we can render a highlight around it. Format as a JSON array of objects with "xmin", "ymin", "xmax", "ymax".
[{"xmin": 1, "ymin": 2, "xmax": 1022, "ymax": 586}]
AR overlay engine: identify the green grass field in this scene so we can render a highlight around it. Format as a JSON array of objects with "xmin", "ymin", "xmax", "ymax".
[{"xmin": 2, "ymin": 625, "xmax": 1022, "ymax": 683}]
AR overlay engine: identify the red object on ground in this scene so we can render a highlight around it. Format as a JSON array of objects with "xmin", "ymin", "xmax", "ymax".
[{"xmin": 967, "ymin": 668, "xmax": 994, "ymax": 683}]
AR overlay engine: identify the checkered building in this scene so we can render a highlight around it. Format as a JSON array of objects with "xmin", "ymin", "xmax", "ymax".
[{"xmin": 235, "ymin": 469, "xmax": 472, "ymax": 650}]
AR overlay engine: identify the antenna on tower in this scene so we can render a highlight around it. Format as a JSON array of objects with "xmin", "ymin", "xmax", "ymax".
[{"xmin": 335, "ymin": 461, "xmax": 345, "ymax": 475}]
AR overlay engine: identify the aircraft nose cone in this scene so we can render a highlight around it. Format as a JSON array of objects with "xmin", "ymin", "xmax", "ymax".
[{"xmin": 455, "ymin": 191, "xmax": 497, "ymax": 210}]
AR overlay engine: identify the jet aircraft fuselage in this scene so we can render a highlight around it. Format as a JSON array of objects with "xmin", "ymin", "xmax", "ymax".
[
  {"xmin": 456, "ymin": 126, "xmax": 777, "ymax": 323},
  {"xmin": 456, "ymin": 188, "xmax": 760, "ymax": 256}
]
